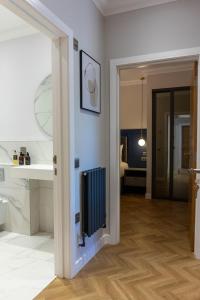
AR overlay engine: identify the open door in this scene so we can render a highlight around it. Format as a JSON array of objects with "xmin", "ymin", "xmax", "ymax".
[{"xmin": 189, "ymin": 61, "xmax": 198, "ymax": 251}]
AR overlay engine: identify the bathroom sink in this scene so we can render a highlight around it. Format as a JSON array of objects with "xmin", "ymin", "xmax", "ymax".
[{"xmin": 10, "ymin": 164, "xmax": 53, "ymax": 181}]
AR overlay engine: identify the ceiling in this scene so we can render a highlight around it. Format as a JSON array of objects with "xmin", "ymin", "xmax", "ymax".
[
  {"xmin": 120, "ymin": 61, "xmax": 194, "ymax": 82},
  {"xmin": 93, "ymin": 0, "xmax": 177, "ymax": 16},
  {"xmin": 0, "ymin": 5, "xmax": 38, "ymax": 42}
]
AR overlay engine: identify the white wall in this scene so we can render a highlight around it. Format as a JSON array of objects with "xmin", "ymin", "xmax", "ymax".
[
  {"xmin": 40, "ymin": 0, "xmax": 107, "ymax": 273},
  {"xmin": 0, "ymin": 33, "xmax": 52, "ymax": 141},
  {"xmin": 120, "ymin": 83, "xmax": 147, "ymax": 129},
  {"xmin": 105, "ymin": 0, "xmax": 200, "ymax": 59},
  {"xmin": 0, "ymin": 33, "xmax": 53, "ymax": 235}
]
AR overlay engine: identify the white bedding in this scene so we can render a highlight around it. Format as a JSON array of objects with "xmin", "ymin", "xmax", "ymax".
[{"xmin": 120, "ymin": 161, "xmax": 128, "ymax": 177}]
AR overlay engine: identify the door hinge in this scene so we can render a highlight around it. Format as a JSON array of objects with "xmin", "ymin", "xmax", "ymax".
[
  {"xmin": 75, "ymin": 212, "xmax": 80, "ymax": 224},
  {"xmin": 73, "ymin": 38, "xmax": 79, "ymax": 51},
  {"xmin": 53, "ymin": 155, "xmax": 57, "ymax": 164},
  {"xmin": 74, "ymin": 158, "xmax": 80, "ymax": 169},
  {"xmin": 54, "ymin": 168, "xmax": 57, "ymax": 176}
]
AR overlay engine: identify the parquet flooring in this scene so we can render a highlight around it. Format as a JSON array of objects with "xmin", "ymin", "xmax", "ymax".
[{"xmin": 35, "ymin": 194, "xmax": 200, "ymax": 300}]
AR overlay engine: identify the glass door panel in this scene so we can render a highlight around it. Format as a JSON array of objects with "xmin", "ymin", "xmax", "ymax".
[
  {"xmin": 173, "ymin": 89, "xmax": 190, "ymax": 200},
  {"xmin": 153, "ymin": 92, "xmax": 171, "ymax": 199}
]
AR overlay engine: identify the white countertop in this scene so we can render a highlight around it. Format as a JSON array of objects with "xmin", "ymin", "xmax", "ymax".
[
  {"xmin": 13, "ymin": 164, "xmax": 53, "ymax": 170},
  {"xmin": 0, "ymin": 162, "xmax": 14, "ymax": 166},
  {"xmin": 10, "ymin": 164, "xmax": 53, "ymax": 181}
]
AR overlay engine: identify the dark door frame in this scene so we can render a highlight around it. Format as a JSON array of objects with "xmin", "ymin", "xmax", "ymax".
[{"xmin": 152, "ymin": 86, "xmax": 191, "ymax": 200}]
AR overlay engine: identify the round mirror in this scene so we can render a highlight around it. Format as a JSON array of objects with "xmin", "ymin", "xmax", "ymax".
[{"xmin": 34, "ymin": 75, "xmax": 53, "ymax": 138}]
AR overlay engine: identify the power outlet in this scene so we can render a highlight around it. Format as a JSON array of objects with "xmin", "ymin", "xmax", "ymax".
[{"xmin": 0, "ymin": 168, "xmax": 5, "ymax": 182}]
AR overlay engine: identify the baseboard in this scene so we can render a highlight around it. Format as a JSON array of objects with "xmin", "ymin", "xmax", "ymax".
[
  {"xmin": 73, "ymin": 233, "xmax": 111, "ymax": 277},
  {"xmin": 145, "ymin": 193, "xmax": 152, "ymax": 199},
  {"xmin": 194, "ymin": 252, "xmax": 200, "ymax": 260},
  {"xmin": 103, "ymin": 233, "xmax": 112, "ymax": 244}
]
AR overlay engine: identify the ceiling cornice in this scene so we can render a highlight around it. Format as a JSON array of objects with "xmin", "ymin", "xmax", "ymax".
[
  {"xmin": 92, "ymin": 0, "xmax": 177, "ymax": 17},
  {"xmin": 92, "ymin": 0, "xmax": 105, "ymax": 15}
]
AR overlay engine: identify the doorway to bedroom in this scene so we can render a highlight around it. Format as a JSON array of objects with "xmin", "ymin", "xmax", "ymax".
[{"xmin": 119, "ymin": 59, "xmax": 197, "ymax": 251}]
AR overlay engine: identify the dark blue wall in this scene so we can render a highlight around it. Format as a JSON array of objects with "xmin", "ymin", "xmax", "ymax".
[{"xmin": 121, "ymin": 129, "xmax": 147, "ymax": 168}]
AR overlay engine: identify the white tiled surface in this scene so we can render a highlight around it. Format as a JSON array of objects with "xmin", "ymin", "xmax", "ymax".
[
  {"xmin": 0, "ymin": 165, "xmax": 53, "ymax": 235},
  {"xmin": 0, "ymin": 141, "xmax": 53, "ymax": 165},
  {"xmin": 39, "ymin": 181, "xmax": 54, "ymax": 233},
  {"xmin": 0, "ymin": 231, "xmax": 55, "ymax": 300},
  {"xmin": 0, "ymin": 141, "xmax": 53, "ymax": 235}
]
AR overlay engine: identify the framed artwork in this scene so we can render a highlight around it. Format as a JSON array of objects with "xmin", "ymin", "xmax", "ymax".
[{"xmin": 80, "ymin": 50, "xmax": 101, "ymax": 114}]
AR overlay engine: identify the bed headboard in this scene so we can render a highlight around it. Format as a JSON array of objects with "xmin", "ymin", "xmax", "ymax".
[
  {"xmin": 121, "ymin": 129, "xmax": 147, "ymax": 168},
  {"xmin": 120, "ymin": 136, "xmax": 128, "ymax": 163}
]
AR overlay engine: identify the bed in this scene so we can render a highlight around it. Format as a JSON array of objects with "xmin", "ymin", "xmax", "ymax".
[
  {"xmin": 120, "ymin": 161, "xmax": 128, "ymax": 177},
  {"xmin": 120, "ymin": 131, "xmax": 147, "ymax": 192},
  {"xmin": 120, "ymin": 136, "xmax": 128, "ymax": 176},
  {"xmin": 120, "ymin": 136, "xmax": 128, "ymax": 191}
]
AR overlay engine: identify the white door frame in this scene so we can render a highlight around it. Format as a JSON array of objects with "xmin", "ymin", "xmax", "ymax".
[
  {"xmin": 1, "ymin": 0, "xmax": 76, "ymax": 278},
  {"xmin": 110, "ymin": 47, "xmax": 200, "ymax": 259}
]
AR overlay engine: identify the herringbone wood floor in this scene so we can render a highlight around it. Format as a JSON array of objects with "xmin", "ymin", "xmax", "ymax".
[{"xmin": 35, "ymin": 194, "xmax": 200, "ymax": 300}]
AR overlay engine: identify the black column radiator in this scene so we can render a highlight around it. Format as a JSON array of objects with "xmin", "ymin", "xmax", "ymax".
[{"xmin": 80, "ymin": 167, "xmax": 106, "ymax": 247}]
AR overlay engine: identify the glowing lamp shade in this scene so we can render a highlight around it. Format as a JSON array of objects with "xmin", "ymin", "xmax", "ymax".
[
  {"xmin": 138, "ymin": 138, "xmax": 146, "ymax": 147},
  {"xmin": 138, "ymin": 77, "xmax": 146, "ymax": 148}
]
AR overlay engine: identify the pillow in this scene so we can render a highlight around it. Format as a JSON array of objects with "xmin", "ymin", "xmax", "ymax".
[{"xmin": 120, "ymin": 144, "xmax": 123, "ymax": 162}]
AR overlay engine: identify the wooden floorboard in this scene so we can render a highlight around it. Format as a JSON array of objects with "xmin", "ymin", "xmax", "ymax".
[{"xmin": 35, "ymin": 194, "xmax": 200, "ymax": 300}]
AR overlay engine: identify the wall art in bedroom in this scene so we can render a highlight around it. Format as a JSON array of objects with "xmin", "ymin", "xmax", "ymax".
[{"xmin": 80, "ymin": 50, "xmax": 101, "ymax": 114}]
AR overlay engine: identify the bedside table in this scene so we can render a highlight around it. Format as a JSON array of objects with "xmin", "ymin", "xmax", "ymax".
[{"xmin": 124, "ymin": 168, "xmax": 147, "ymax": 189}]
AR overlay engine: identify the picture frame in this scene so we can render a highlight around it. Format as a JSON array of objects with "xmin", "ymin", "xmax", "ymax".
[{"xmin": 80, "ymin": 50, "xmax": 101, "ymax": 114}]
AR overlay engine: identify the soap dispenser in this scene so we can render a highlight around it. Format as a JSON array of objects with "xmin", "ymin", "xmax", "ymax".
[
  {"xmin": 25, "ymin": 152, "xmax": 31, "ymax": 165},
  {"xmin": 12, "ymin": 150, "xmax": 18, "ymax": 166}
]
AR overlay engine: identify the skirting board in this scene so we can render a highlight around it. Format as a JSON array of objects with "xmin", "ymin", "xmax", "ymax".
[
  {"xmin": 73, "ymin": 233, "xmax": 111, "ymax": 277},
  {"xmin": 145, "ymin": 193, "xmax": 152, "ymax": 200},
  {"xmin": 194, "ymin": 253, "xmax": 200, "ymax": 260}
]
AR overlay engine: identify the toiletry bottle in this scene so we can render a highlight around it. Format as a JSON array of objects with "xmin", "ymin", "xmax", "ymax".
[
  {"xmin": 25, "ymin": 152, "xmax": 31, "ymax": 165},
  {"xmin": 13, "ymin": 150, "xmax": 18, "ymax": 166},
  {"xmin": 19, "ymin": 152, "xmax": 24, "ymax": 165}
]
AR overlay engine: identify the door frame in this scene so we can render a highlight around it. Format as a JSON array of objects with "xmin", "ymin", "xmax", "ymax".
[
  {"xmin": 152, "ymin": 86, "xmax": 190, "ymax": 200},
  {"xmin": 110, "ymin": 47, "xmax": 200, "ymax": 259},
  {"xmin": 1, "ymin": 0, "xmax": 76, "ymax": 278}
]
